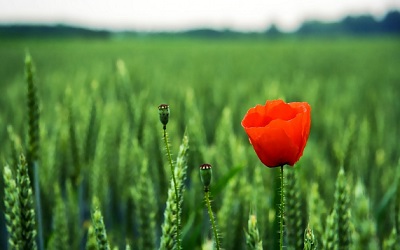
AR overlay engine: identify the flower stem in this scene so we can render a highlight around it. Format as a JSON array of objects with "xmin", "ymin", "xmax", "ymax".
[
  {"xmin": 163, "ymin": 128, "xmax": 181, "ymax": 249},
  {"xmin": 204, "ymin": 190, "xmax": 221, "ymax": 250},
  {"xmin": 280, "ymin": 165, "xmax": 285, "ymax": 250}
]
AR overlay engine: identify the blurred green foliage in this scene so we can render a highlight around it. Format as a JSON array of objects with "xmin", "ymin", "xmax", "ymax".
[{"xmin": 0, "ymin": 36, "xmax": 399, "ymax": 249}]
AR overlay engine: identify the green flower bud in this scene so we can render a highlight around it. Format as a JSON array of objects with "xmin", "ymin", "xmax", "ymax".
[
  {"xmin": 158, "ymin": 104, "xmax": 170, "ymax": 128},
  {"xmin": 200, "ymin": 163, "xmax": 212, "ymax": 192}
]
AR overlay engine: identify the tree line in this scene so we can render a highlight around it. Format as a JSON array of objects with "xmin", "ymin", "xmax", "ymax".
[{"xmin": 0, "ymin": 10, "xmax": 399, "ymax": 38}]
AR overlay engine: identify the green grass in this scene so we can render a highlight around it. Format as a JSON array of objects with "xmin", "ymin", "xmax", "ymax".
[{"xmin": 0, "ymin": 36, "xmax": 399, "ymax": 249}]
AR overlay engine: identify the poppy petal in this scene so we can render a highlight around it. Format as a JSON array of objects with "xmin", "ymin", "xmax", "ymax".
[
  {"xmin": 248, "ymin": 126, "xmax": 299, "ymax": 167},
  {"xmin": 242, "ymin": 99, "xmax": 311, "ymax": 168},
  {"xmin": 265, "ymin": 100, "xmax": 297, "ymax": 121}
]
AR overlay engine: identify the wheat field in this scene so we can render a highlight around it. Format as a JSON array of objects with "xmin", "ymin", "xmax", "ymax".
[{"xmin": 0, "ymin": 36, "xmax": 399, "ymax": 249}]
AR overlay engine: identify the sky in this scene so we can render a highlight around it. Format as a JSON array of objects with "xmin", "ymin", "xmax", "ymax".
[{"xmin": 1, "ymin": 0, "xmax": 400, "ymax": 32}]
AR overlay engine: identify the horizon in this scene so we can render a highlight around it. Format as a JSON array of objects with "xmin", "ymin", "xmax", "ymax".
[{"xmin": 1, "ymin": 0, "xmax": 400, "ymax": 32}]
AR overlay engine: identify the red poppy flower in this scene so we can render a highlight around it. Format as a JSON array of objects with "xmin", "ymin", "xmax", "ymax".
[{"xmin": 241, "ymin": 100, "xmax": 311, "ymax": 168}]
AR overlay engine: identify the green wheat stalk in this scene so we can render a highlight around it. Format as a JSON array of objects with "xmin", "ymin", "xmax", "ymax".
[
  {"xmin": 214, "ymin": 107, "xmax": 234, "ymax": 178},
  {"xmin": 66, "ymin": 105, "xmax": 84, "ymax": 250},
  {"xmin": 382, "ymin": 227, "xmax": 398, "ymax": 250},
  {"xmin": 307, "ymin": 183, "xmax": 327, "ymax": 244},
  {"xmin": 131, "ymin": 159, "xmax": 157, "ymax": 249},
  {"xmin": 91, "ymin": 203, "xmax": 110, "ymax": 250},
  {"xmin": 67, "ymin": 106, "xmax": 81, "ymax": 185},
  {"xmin": 184, "ymin": 89, "xmax": 206, "ymax": 173},
  {"xmin": 3, "ymin": 165, "xmax": 22, "ymax": 249},
  {"xmin": 17, "ymin": 154, "xmax": 38, "ymax": 250},
  {"xmin": 25, "ymin": 52, "xmax": 39, "ymax": 184},
  {"xmin": 90, "ymin": 125, "xmax": 108, "ymax": 210},
  {"xmin": 334, "ymin": 168, "xmax": 352, "ymax": 250},
  {"xmin": 303, "ymin": 225, "xmax": 317, "ymax": 250},
  {"xmin": 141, "ymin": 113, "xmax": 165, "ymax": 200},
  {"xmin": 66, "ymin": 180, "xmax": 82, "ymax": 250},
  {"xmin": 352, "ymin": 180, "xmax": 379, "ymax": 249},
  {"xmin": 394, "ymin": 159, "xmax": 400, "ymax": 247},
  {"xmin": 218, "ymin": 176, "xmax": 239, "ymax": 250},
  {"xmin": 85, "ymin": 225, "xmax": 97, "ymax": 250},
  {"xmin": 285, "ymin": 168, "xmax": 304, "ymax": 249},
  {"xmin": 117, "ymin": 123, "xmax": 131, "ymax": 199},
  {"xmin": 47, "ymin": 184, "xmax": 69, "ymax": 250},
  {"xmin": 116, "ymin": 123, "xmax": 133, "ymax": 243},
  {"xmin": 323, "ymin": 211, "xmax": 338, "ymax": 250},
  {"xmin": 159, "ymin": 133, "xmax": 189, "ymax": 250},
  {"xmin": 252, "ymin": 166, "xmax": 270, "ymax": 249},
  {"xmin": 245, "ymin": 213, "xmax": 263, "ymax": 250},
  {"xmin": 25, "ymin": 52, "xmax": 43, "ymax": 250},
  {"xmin": 83, "ymin": 100, "xmax": 99, "ymax": 164}
]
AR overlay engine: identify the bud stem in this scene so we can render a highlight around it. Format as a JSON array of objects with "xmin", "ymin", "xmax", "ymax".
[
  {"xmin": 204, "ymin": 190, "xmax": 221, "ymax": 250},
  {"xmin": 163, "ymin": 128, "xmax": 181, "ymax": 249}
]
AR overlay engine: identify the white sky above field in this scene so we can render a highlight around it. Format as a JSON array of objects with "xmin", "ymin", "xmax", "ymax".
[{"xmin": 0, "ymin": 0, "xmax": 399, "ymax": 32}]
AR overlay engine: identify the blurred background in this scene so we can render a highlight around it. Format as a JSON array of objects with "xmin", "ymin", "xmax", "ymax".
[
  {"xmin": 1, "ymin": 1, "xmax": 400, "ymax": 250},
  {"xmin": 1, "ymin": 0, "xmax": 400, "ymax": 36}
]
